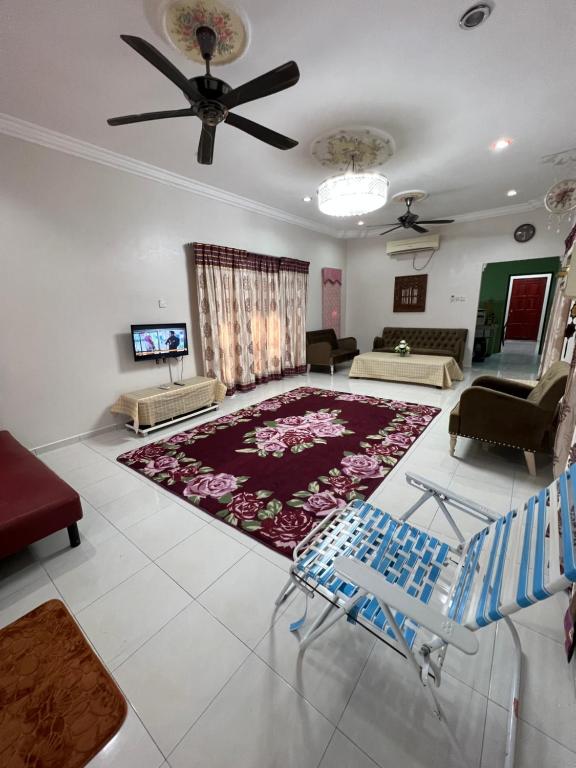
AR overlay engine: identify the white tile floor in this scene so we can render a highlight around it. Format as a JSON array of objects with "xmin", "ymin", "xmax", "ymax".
[{"xmin": 2, "ymin": 342, "xmax": 575, "ymax": 767}]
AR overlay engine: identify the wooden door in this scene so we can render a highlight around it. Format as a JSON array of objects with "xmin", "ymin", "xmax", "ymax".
[{"xmin": 505, "ymin": 276, "xmax": 547, "ymax": 340}]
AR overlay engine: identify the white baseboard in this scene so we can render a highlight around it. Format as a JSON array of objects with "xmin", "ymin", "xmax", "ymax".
[{"xmin": 33, "ymin": 421, "xmax": 123, "ymax": 455}]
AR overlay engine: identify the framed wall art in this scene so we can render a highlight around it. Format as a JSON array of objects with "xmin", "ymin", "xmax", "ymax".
[{"xmin": 394, "ymin": 274, "xmax": 428, "ymax": 312}]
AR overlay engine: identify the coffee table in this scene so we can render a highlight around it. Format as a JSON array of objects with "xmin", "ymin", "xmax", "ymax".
[{"xmin": 349, "ymin": 352, "xmax": 463, "ymax": 389}]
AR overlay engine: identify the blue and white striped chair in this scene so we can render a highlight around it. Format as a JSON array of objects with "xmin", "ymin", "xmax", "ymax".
[{"xmin": 275, "ymin": 469, "xmax": 576, "ymax": 768}]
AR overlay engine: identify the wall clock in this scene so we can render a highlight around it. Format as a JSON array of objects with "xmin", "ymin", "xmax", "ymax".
[
  {"xmin": 545, "ymin": 179, "xmax": 576, "ymax": 214},
  {"xmin": 514, "ymin": 223, "xmax": 536, "ymax": 243}
]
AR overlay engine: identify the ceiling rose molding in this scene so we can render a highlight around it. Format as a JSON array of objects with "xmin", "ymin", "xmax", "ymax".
[
  {"xmin": 311, "ymin": 126, "xmax": 394, "ymax": 172},
  {"xmin": 338, "ymin": 199, "xmax": 544, "ymax": 239},
  {"xmin": 162, "ymin": 0, "xmax": 249, "ymax": 65},
  {"xmin": 0, "ymin": 113, "xmax": 334, "ymax": 237}
]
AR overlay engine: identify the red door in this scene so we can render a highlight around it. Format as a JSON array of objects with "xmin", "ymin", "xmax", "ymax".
[{"xmin": 505, "ymin": 277, "xmax": 547, "ymax": 340}]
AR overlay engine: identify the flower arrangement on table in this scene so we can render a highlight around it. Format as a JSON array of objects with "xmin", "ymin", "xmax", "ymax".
[{"xmin": 394, "ymin": 340, "xmax": 411, "ymax": 356}]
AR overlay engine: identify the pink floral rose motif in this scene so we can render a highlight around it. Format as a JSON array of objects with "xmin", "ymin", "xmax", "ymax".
[
  {"xmin": 327, "ymin": 475, "xmax": 358, "ymax": 495},
  {"xmin": 227, "ymin": 492, "xmax": 264, "ymax": 520},
  {"xmin": 303, "ymin": 412, "xmax": 334, "ymax": 423},
  {"xmin": 309, "ymin": 421, "xmax": 346, "ymax": 438},
  {"xmin": 258, "ymin": 400, "xmax": 282, "ymax": 411},
  {"xmin": 303, "ymin": 491, "xmax": 347, "ymax": 516},
  {"xmin": 261, "ymin": 507, "xmax": 316, "ymax": 549},
  {"xmin": 133, "ymin": 443, "xmax": 171, "ymax": 460},
  {"xmin": 262, "ymin": 440, "xmax": 288, "ymax": 453},
  {"xmin": 275, "ymin": 415, "xmax": 308, "ymax": 428},
  {"xmin": 183, "ymin": 472, "xmax": 239, "ymax": 499},
  {"xmin": 255, "ymin": 427, "xmax": 283, "ymax": 443},
  {"xmin": 143, "ymin": 456, "xmax": 180, "ymax": 476},
  {"xmin": 165, "ymin": 433, "xmax": 193, "ymax": 445},
  {"xmin": 365, "ymin": 443, "xmax": 398, "ymax": 457},
  {"xmin": 341, "ymin": 454, "xmax": 384, "ymax": 479},
  {"xmin": 386, "ymin": 432, "xmax": 414, "ymax": 448},
  {"xmin": 282, "ymin": 429, "xmax": 312, "ymax": 447}
]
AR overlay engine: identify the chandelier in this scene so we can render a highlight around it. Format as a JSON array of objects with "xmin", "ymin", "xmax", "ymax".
[{"xmin": 317, "ymin": 171, "xmax": 389, "ymax": 216}]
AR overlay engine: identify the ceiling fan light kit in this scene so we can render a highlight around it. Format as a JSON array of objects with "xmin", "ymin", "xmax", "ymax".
[{"xmin": 317, "ymin": 172, "xmax": 389, "ymax": 217}]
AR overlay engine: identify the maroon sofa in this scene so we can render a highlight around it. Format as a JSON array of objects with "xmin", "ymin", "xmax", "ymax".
[{"xmin": 0, "ymin": 431, "xmax": 83, "ymax": 559}]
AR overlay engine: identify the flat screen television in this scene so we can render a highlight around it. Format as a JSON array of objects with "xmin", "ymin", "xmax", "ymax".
[{"xmin": 131, "ymin": 323, "xmax": 189, "ymax": 362}]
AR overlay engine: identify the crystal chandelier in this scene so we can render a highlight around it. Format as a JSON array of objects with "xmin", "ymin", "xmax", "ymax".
[{"xmin": 317, "ymin": 171, "xmax": 389, "ymax": 216}]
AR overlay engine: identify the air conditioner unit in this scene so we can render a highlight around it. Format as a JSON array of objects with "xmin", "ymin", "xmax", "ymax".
[{"xmin": 386, "ymin": 234, "xmax": 440, "ymax": 256}]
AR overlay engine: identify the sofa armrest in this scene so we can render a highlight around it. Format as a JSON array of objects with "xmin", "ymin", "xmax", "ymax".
[
  {"xmin": 306, "ymin": 341, "xmax": 332, "ymax": 365},
  {"xmin": 338, "ymin": 336, "xmax": 357, "ymax": 352},
  {"xmin": 471, "ymin": 376, "xmax": 535, "ymax": 400},
  {"xmin": 373, "ymin": 336, "xmax": 384, "ymax": 351},
  {"xmin": 458, "ymin": 387, "xmax": 550, "ymax": 449}
]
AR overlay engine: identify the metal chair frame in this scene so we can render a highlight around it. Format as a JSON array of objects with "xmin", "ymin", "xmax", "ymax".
[{"xmin": 276, "ymin": 469, "xmax": 576, "ymax": 768}]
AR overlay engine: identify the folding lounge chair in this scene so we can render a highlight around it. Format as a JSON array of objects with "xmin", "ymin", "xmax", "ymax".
[{"xmin": 275, "ymin": 469, "xmax": 576, "ymax": 768}]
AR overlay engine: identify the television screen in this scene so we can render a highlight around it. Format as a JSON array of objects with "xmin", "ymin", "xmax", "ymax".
[{"xmin": 131, "ymin": 323, "xmax": 189, "ymax": 361}]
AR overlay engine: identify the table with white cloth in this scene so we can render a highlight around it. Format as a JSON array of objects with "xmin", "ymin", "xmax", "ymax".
[
  {"xmin": 349, "ymin": 352, "xmax": 463, "ymax": 389},
  {"xmin": 111, "ymin": 376, "xmax": 227, "ymax": 434}
]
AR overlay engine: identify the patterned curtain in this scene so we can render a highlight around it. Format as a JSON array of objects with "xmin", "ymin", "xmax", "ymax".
[
  {"xmin": 322, "ymin": 268, "xmax": 343, "ymax": 337},
  {"xmin": 194, "ymin": 243, "xmax": 309, "ymax": 394},
  {"xmin": 551, "ymin": 226, "xmax": 576, "ymax": 476},
  {"xmin": 539, "ymin": 224, "xmax": 576, "ymax": 376}
]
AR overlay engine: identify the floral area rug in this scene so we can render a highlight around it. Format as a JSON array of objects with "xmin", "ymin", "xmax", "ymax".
[{"xmin": 117, "ymin": 387, "xmax": 440, "ymax": 557}]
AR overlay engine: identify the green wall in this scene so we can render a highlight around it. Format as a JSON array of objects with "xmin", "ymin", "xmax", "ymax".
[{"xmin": 478, "ymin": 256, "xmax": 561, "ymax": 353}]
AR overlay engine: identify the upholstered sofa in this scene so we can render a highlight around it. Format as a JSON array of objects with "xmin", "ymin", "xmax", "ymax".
[
  {"xmin": 0, "ymin": 431, "xmax": 83, "ymax": 558},
  {"xmin": 373, "ymin": 327, "xmax": 468, "ymax": 367},
  {"xmin": 306, "ymin": 329, "xmax": 359, "ymax": 374},
  {"xmin": 449, "ymin": 361, "xmax": 569, "ymax": 475}
]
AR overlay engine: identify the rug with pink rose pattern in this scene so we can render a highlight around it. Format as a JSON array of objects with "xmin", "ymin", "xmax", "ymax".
[{"xmin": 117, "ymin": 387, "xmax": 439, "ymax": 557}]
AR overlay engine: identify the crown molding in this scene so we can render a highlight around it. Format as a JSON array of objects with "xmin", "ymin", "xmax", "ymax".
[
  {"xmin": 0, "ymin": 112, "xmax": 336, "ymax": 238},
  {"xmin": 339, "ymin": 198, "xmax": 545, "ymax": 238}
]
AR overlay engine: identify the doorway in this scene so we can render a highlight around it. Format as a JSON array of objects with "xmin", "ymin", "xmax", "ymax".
[{"xmin": 504, "ymin": 273, "xmax": 552, "ymax": 342}]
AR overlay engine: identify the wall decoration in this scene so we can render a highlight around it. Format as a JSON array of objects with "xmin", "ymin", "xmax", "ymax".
[
  {"xmin": 393, "ymin": 274, "xmax": 428, "ymax": 312},
  {"xmin": 514, "ymin": 223, "xmax": 536, "ymax": 243},
  {"xmin": 322, "ymin": 268, "xmax": 343, "ymax": 336},
  {"xmin": 311, "ymin": 127, "xmax": 394, "ymax": 172},
  {"xmin": 162, "ymin": 0, "xmax": 249, "ymax": 65}
]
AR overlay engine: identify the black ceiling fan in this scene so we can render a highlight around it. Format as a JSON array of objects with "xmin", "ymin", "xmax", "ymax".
[
  {"xmin": 107, "ymin": 27, "xmax": 300, "ymax": 165},
  {"xmin": 378, "ymin": 196, "xmax": 455, "ymax": 235}
]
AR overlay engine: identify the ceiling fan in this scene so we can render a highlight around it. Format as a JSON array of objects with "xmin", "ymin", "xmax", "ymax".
[
  {"xmin": 377, "ymin": 196, "xmax": 454, "ymax": 235},
  {"xmin": 107, "ymin": 27, "xmax": 300, "ymax": 165}
]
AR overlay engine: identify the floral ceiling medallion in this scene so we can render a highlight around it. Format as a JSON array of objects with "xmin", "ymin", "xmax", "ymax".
[
  {"xmin": 311, "ymin": 127, "xmax": 395, "ymax": 172},
  {"xmin": 161, "ymin": 0, "xmax": 249, "ymax": 65}
]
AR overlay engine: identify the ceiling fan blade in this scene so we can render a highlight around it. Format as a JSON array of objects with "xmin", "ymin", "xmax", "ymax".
[
  {"xmin": 197, "ymin": 123, "xmax": 216, "ymax": 165},
  {"xmin": 379, "ymin": 226, "xmax": 402, "ymax": 236},
  {"xmin": 120, "ymin": 35, "xmax": 200, "ymax": 103},
  {"xmin": 415, "ymin": 219, "xmax": 455, "ymax": 225},
  {"xmin": 411, "ymin": 224, "xmax": 429, "ymax": 234},
  {"xmin": 225, "ymin": 112, "xmax": 297, "ymax": 150},
  {"xmin": 108, "ymin": 108, "xmax": 195, "ymax": 126},
  {"xmin": 220, "ymin": 61, "xmax": 300, "ymax": 109}
]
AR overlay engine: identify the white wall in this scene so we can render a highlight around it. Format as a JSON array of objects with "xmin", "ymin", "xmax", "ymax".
[
  {"xmin": 345, "ymin": 208, "xmax": 566, "ymax": 364},
  {"xmin": 0, "ymin": 134, "xmax": 346, "ymax": 447}
]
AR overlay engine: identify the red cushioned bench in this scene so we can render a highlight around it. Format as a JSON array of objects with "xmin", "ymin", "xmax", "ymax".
[{"xmin": 0, "ymin": 431, "xmax": 83, "ymax": 559}]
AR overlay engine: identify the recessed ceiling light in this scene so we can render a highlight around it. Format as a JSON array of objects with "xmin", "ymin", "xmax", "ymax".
[
  {"xmin": 507, "ymin": 189, "xmax": 517, "ymax": 197},
  {"xmin": 459, "ymin": 3, "xmax": 492, "ymax": 30},
  {"xmin": 303, "ymin": 195, "xmax": 312, "ymax": 202},
  {"xmin": 357, "ymin": 220, "xmax": 365, "ymax": 226},
  {"xmin": 491, "ymin": 138, "xmax": 513, "ymax": 151}
]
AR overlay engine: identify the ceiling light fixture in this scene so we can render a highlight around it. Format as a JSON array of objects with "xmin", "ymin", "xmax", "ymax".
[
  {"xmin": 491, "ymin": 138, "xmax": 513, "ymax": 151},
  {"xmin": 507, "ymin": 189, "xmax": 518, "ymax": 197},
  {"xmin": 357, "ymin": 220, "xmax": 365, "ymax": 226},
  {"xmin": 317, "ymin": 151, "xmax": 389, "ymax": 217},
  {"xmin": 459, "ymin": 3, "xmax": 492, "ymax": 30},
  {"xmin": 302, "ymin": 195, "xmax": 312, "ymax": 202}
]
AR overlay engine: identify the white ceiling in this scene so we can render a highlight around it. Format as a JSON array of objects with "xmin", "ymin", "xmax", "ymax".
[{"xmin": 2, "ymin": 0, "xmax": 575, "ymax": 234}]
